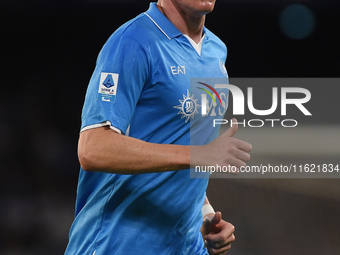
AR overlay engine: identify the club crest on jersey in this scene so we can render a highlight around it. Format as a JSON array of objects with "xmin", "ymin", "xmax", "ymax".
[
  {"xmin": 174, "ymin": 90, "xmax": 200, "ymax": 123},
  {"xmin": 98, "ymin": 72, "xmax": 119, "ymax": 103}
]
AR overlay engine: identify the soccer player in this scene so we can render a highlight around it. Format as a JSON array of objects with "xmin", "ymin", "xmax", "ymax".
[{"xmin": 65, "ymin": 1, "xmax": 252, "ymax": 254}]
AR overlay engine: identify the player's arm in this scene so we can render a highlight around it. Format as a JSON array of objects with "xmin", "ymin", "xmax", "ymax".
[
  {"xmin": 201, "ymin": 197, "xmax": 236, "ymax": 255},
  {"xmin": 78, "ymin": 126, "xmax": 189, "ymax": 174},
  {"xmin": 78, "ymin": 120, "xmax": 251, "ymax": 174}
]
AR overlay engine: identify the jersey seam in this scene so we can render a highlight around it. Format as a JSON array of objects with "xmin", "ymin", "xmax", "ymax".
[
  {"xmin": 120, "ymin": 34, "xmax": 152, "ymax": 86},
  {"xmin": 93, "ymin": 181, "xmax": 117, "ymax": 253}
]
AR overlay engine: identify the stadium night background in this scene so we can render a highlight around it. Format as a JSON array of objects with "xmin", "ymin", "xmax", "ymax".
[{"xmin": 1, "ymin": 0, "xmax": 339, "ymax": 254}]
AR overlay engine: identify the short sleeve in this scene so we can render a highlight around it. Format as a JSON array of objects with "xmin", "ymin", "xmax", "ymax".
[{"xmin": 80, "ymin": 34, "xmax": 150, "ymax": 134}]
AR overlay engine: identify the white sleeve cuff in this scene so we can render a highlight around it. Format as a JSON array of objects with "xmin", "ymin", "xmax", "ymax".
[
  {"xmin": 80, "ymin": 121, "xmax": 122, "ymax": 134},
  {"xmin": 202, "ymin": 204, "xmax": 215, "ymax": 221}
]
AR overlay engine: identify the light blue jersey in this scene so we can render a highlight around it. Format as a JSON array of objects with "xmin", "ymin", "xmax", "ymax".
[{"xmin": 65, "ymin": 3, "xmax": 229, "ymax": 255}]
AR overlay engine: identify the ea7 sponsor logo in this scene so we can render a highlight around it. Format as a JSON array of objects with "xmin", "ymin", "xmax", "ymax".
[{"xmin": 171, "ymin": 66, "xmax": 186, "ymax": 75}]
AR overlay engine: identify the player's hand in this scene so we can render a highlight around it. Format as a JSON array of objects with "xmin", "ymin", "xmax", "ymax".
[
  {"xmin": 201, "ymin": 212, "xmax": 235, "ymax": 255},
  {"xmin": 191, "ymin": 118, "xmax": 252, "ymax": 173}
]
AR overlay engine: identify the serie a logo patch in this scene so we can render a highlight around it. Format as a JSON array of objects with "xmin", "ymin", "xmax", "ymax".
[{"xmin": 98, "ymin": 72, "xmax": 119, "ymax": 103}]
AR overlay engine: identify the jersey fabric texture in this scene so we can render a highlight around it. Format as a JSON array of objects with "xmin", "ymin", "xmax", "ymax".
[{"xmin": 65, "ymin": 2, "xmax": 228, "ymax": 255}]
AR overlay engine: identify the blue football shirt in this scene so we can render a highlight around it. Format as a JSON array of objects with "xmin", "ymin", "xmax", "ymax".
[{"xmin": 65, "ymin": 3, "xmax": 229, "ymax": 255}]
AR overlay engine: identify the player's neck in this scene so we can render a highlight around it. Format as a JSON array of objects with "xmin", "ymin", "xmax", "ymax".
[{"xmin": 157, "ymin": 2, "xmax": 205, "ymax": 44}]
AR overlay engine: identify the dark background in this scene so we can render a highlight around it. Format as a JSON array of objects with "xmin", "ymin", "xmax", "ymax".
[{"xmin": 1, "ymin": 0, "xmax": 339, "ymax": 254}]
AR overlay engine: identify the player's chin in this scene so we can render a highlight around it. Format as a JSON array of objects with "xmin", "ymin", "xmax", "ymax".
[
  {"xmin": 200, "ymin": 3, "xmax": 215, "ymax": 13},
  {"xmin": 195, "ymin": 0, "xmax": 215, "ymax": 13}
]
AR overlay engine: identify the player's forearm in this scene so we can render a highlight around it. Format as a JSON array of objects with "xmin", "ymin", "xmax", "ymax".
[{"xmin": 78, "ymin": 126, "xmax": 190, "ymax": 174}]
